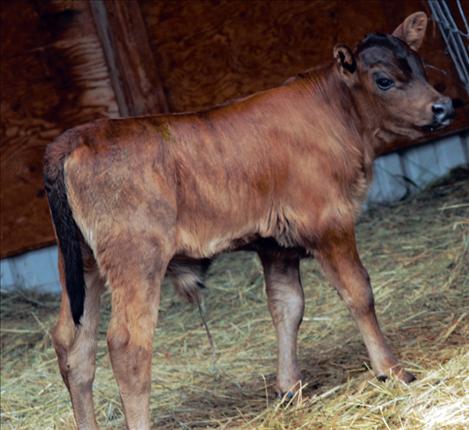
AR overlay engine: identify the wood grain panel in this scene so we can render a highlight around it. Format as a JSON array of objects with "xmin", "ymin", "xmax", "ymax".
[
  {"xmin": 90, "ymin": 0, "xmax": 169, "ymax": 116},
  {"xmin": 141, "ymin": 0, "xmax": 339, "ymax": 112},
  {"xmin": 0, "ymin": 0, "xmax": 118, "ymax": 258},
  {"xmin": 1, "ymin": 0, "xmax": 467, "ymax": 258},
  {"xmin": 140, "ymin": 0, "xmax": 467, "ymax": 137}
]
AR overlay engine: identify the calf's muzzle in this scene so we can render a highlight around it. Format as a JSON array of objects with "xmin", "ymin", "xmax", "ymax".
[{"xmin": 432, "ymin": 98, "xmax": 455, "ymax": 126}]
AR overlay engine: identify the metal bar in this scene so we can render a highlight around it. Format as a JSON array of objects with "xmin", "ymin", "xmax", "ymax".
[
  {"xmin": 428, "ymin": 0, "xmax": 469, "ymax": 92},
  {"xmin": 456, "ymin": 0, "xmax": 469, "ymax": 36},
  {"xmin": 431, "ymin": 1, "xmax": 467, "ymax": 82},
  {"xmin": 440, "ymin": 1, "xmax": 469, "ymax": 67}
]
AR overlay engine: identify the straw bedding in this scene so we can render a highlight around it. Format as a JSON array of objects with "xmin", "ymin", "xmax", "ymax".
[{"xmin": 1, "ymin": 168, "xmax": 468, "ymax": 429}]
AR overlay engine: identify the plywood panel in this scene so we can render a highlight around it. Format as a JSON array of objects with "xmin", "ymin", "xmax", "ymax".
[
  {"xmin": 1, "ymin": 0, "xmax": 467, "ymax": 258},
  {"xmin": 140, "ymin": 0, "xmax": 468, "ymax": 120},
  {"xmin": 0, "ymin": 0, "xmax": 118, "ymax": 258},
  {"xmin": 141, "ymin": 0, "xmax": 340, "ymax": 112}
]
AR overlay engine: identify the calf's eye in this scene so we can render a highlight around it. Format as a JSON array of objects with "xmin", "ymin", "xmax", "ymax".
[{"xmin": 375, "ymin": 77, "xmax": 394, "ymax": 91}]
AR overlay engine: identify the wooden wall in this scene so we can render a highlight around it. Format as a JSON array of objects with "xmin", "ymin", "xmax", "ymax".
[
  {"xmin": 140, "ymin": 0, "xmax": 467, "ymax": 114},
  {"xmin": 1, "ymin": 0, "xmax": 118, "ymax": 258},
  {"xmin": 1, "ymin": 0, "xmax": 467, "ymax": 258}
]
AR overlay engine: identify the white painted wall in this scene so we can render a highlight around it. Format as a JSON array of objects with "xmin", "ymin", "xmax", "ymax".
[
  {"xmin": 1, "ymin": 245, "xmax": 61, "ymax": 293},
  {"xmin": 1, "ymin": 131, "xmax": 468, "ymax": 293},
  {"xmin": 367, "ymin": 131, "xmax": 468, "ymax": 204}
]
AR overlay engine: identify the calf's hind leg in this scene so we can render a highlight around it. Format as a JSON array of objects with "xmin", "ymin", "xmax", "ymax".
[
  {"xmin": 314, "ymin": 228, "xmax": 415, "ymax": 382},
  {"xmin": 52, "ymin": 251, "xmax": 104, "ymax": 430},
  {"xmin": 100, "ymin": 237, "xmax": 173, "ymax": 430},
  {"xmin": 260, "ymin": 252, "xmax": 304, "ymax": 396}
]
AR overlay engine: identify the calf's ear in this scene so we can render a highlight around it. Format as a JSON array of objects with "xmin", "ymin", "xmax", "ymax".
[
  {"xmin": 392, "ymin": 11, "xmax": 428, "ymax": 51},
  {"xmin": 333, "ymin": 45, "xmax": 357, "ymax": 84}
]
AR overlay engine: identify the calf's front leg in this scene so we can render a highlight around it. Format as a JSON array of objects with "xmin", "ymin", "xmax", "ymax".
[
  {"xmin": 259, "ymin": 252, "xmax": 304, "ymax": 396},
  {"xmin": 314, "ymin": 228, "xmax": 415, "ymax": 382}
]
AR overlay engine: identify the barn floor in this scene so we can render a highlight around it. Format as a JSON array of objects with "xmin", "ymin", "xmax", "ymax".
[{"xmin": 1, "ymin": 169, "xmax": 468, "ymax": 430}]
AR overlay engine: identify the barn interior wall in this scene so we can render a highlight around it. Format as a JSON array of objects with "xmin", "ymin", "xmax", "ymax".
[
  {"xmin": 1, "ymin": 0, "xmax": 467, "ymax": 260},
  {"xmin": 0, "ymin": 0, "xmax": 118, "ymax": 258},
  {"xmin": 139, "ymin": 0, "xmax": 467, "ymax": 114}
]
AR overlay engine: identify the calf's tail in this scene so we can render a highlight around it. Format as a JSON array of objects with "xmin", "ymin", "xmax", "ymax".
[{"xmin": 44, "ymin": 145, "xmax": 85, "ymax": 325}]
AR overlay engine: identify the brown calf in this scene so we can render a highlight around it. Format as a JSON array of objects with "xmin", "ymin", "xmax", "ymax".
[{"xmin": 44, "ymin": 12, "xmax": 454, "ymax": 430}]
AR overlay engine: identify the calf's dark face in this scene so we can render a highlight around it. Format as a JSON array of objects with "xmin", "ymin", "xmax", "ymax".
[
  {"xmin": 334, "ymin": 12, "xmax": 454, "ymax": 138},
  {"xmin": 357, "ymin": 36, "xmax": 453, "ymax": 132}
]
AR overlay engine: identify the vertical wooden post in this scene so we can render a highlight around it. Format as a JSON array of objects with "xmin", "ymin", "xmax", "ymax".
[{"xmin": 90, "ymin": 0, "xmax": 169, "ymax": 116}]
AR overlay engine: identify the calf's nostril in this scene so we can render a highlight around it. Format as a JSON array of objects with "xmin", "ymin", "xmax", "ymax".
[
  {"xmin": 432, "ymin": 104, "xmax": 445, "ymax": 115},
  {"xmin": 431, "ymin": 101, "xmax": 454, "ymax": 123}
]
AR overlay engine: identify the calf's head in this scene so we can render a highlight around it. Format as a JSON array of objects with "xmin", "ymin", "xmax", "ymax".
[{"xmin": 334, "ymin": 12, "xmax": 454, "ymax": 140}]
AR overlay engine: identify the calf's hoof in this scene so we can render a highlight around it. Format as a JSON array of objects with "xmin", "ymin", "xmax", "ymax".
[
  {"xmin": 276, "ymin": 390, "xmax": 295, "ymax": 400},
  {"xmin": 377, "ymin": 367, "xmax": 416, "ymax": 384},
  {"xmin": 275, "ymin": 377, "xmax": 302, "ymax": 400}
]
